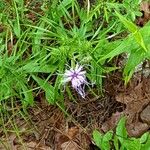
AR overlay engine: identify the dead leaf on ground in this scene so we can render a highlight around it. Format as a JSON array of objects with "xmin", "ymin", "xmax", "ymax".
[
  {"xmin": 67, "ymin": 127, "xmax": 79, "ymax": 139},
  {"xmin": 102, "ymin": 78, "xmax": 150, "ymax": 137},
  {"xmin": 101, "ymin": 111, "xmax": 123, "ymax": 132},
  {"xmin": 61, "ymin": 141, "xmax": 80, "ymax": 150},
  {"xmin": 127, "ymin": 122, "xmax": 149, "ymax": 137},
  {"xmin": 55, "ymin": 126, "xmax": 80, "ymax": 150},
  {"xmin": 140, "ymin": 104, "xmax": 150, "ymax": 125},
  {"xmin": 116, "ymin": 79, "xmax": 149, "ymax": 123},
  {"xmin": 16, "ymin": 141, "xmax": 53, "ymax": 150},
  {"xmin": 140, "ymin": 2, "xmax": 150, "ymax": 19},
  {"xmin": 0, "ymin": 134, "xmax": 16, "ymax": 150},
  {"xmin": 137, "ymin": 1, "xmax": 150, "ymax": 26}
]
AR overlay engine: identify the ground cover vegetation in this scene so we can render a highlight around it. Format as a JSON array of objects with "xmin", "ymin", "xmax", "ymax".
[{"xmin": 0, "ymin": 0, "xmax": 150, "ymax": 149}]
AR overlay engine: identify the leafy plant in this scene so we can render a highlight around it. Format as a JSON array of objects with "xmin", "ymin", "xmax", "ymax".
[
  {"xmin": 98, "ymin": 12, "xmax": 150, "ymax": 84},
  {"xmin": 93, "ymin": 117, "xmax": 150, "ymax": 150},
  {"xmin": 93, "ymin": 130, "xmax": 113, "ymax": 150},
  {"xmin": 1, "ymin": 0, "xmax": 150, "ymax": 149},
  {"xmin": 0, "ymin": 0, "xmax": 148, "ymax": 105}
]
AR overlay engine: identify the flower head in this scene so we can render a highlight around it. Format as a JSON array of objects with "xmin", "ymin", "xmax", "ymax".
[{"xmin": 63, "ymin": 64, "xmax": 87, "ymax": 98}]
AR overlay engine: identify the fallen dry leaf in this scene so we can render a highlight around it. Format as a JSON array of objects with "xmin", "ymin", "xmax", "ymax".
[
  {"xmin": 101, "ymin": 111, "xmax": 123, "ymax": 132},
  {"xmin": 67, "ymin": 127, "xmax": 79, "ymax": 139},
  {"xmin": 137, "ymin": 1, "xmax": 150, "ymax": 26},
  {"xmin": 140, "ymin": 2, "xmax": 150, "ymax": 20},
  {"xmin": 17, "ymin": 141, "xmax": 53, "ymax": 150},
  {"xmin": 102, "ymin": 78, "xmax": 150, "ymax": 137},
  {"xmin": 140, "ymin": 104, "xmax": 150, "ymax": 125},
  {"xmin": 55, "ymin": 126, "xmax": 80, "ymax": 150},
  {"xmin": 116, "ymin": 80, "xmax": 149, "ymax": 124},
  {"xmin": 116, "ymin": 78, "xmax": 150, "ymax": 136},
  {"xmin": 61, "ymin": 141, "xmax": 80, "ymax": 150},
  {"xmin": 127, "ymin": 122, "xmax": 149, "ymax": 137}
]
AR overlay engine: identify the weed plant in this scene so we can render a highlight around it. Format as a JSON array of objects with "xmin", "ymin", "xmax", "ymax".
[
  {"xmin": 1, "ymin": 0, "xmax": 148, "ymax": 106},
  {"xmin": 93, "ymin": 117, "xmax": 150, "ymax": 150},
  {"xmin": 0, "ymin": 0, "xmax": 150, "ymax": 148}
]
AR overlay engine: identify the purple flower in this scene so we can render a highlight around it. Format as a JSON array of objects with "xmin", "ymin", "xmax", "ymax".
[{"xmin": 63, "ymin": 64, "xmax": 87, "ymax": 98}]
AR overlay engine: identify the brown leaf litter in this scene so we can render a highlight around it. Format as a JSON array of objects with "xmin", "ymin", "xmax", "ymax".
[
  {"xmin": 1, "ymin": 72, "xmax": 150, "ymax": 149},
  {"xmin": 0, "ymin": 103, "xmax": 91, "ymax": 149},
  {"xmin": 140, "ymin": 104, "xmax": 150, "ymax": 125},
  {"xmin": 137, "ymin": 1, "xmax": 150, "ymax": 26},
  {"xmin": 102, "ymin": 76, "xmax": 150, "ymax": 137}
]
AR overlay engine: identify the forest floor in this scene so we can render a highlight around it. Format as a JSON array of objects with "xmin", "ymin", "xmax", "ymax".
[
  {"xmin": 0, "ymin": 1, "xmax": 150, "ymax": 150},
  {"xmin": 0, "ymin": 72, "xmax": 150, "ymax": 150}
]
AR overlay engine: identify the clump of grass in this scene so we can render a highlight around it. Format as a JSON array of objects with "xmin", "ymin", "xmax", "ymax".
[{"xmin": 1, "ymin": 0, "xmax": 147, "ymax": 105}]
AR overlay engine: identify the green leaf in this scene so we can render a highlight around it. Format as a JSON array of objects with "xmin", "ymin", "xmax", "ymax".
[
  {"xmin": 13, "ymin": 0, "xmax": 21, "ymax": 38},
  {"xmin": 32, "ymin": 75, "xmax": 56, "ymax": 104},
  {"xmin": 18, "ymin": 62, "xmax": 57, "ymax": 73},
  {"xmin": 102, "ymin": 131, "xmax": 113, "ymax": 150},
  {"xmin": 98, "ymin": 23, "xmax": 150, "ymax": 63},
  {"xmin": 0, "ymin": 83, "xmax": 12, "ymax": 100},
  {"xmin": 97, "ymin": 36, "xmax": 136, "ymax": 63},
  {"xmin": 123, "ymin": 49, "xmax": 145, "ymax": 84},
  {"xmin": 115, "ymin": 11, "xmax": 147, "ymax": 51},
  {"xmin": 14, "ymin": 20, "xmax": 21, "ymax": 38},
  {"xmin": 103, "ymin": 130, "xmax": 113, "ymax": 141},
  {"xmin": 19, "ymin": 81, "xmax": 34, "ymax": 107},
  {"xmin": 134, "ymin": 11, "xmax": 143, "ymax": 17},
  {"xmin": 124, "ymin": 138, "xmax": 141, "ymax": 150},
  {"xmin": 115, "ymin": 11, "xmax": 137, "ymax": 33},
  {"xmin": 113, "ymin": 135, "xmax": 119, "ymax": 150},
  {"xmin": 32, "ymin": 21, "xmax": 45, "ymax": 55},
  {"xmin": 140, "ymin": 132, "xmax": 149, "ymax": 144},
  {"xmin": 93, "ymin": 130, "xmax": 103, "ymax": 149},
  {"xmin": 141, "ymin": 133, "xmax": 150, "ymax": 150},
  {"xmin": 116, "ymin": 117, "xmax": 127, "ymax": 144}
]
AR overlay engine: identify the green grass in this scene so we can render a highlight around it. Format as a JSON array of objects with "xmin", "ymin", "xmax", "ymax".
[{"xmin": 0, "ymin": 0, "xmax": 147, "ymax": 105}]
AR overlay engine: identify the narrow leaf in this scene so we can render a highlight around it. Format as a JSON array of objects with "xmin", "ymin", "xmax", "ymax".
[
  {"xmin": 115, "ymin": 11, "xmax": 147, "ymax": 51},
  {"xmin": 32, "ymin": 75, "xmax": 55, "ymax": 104}
]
